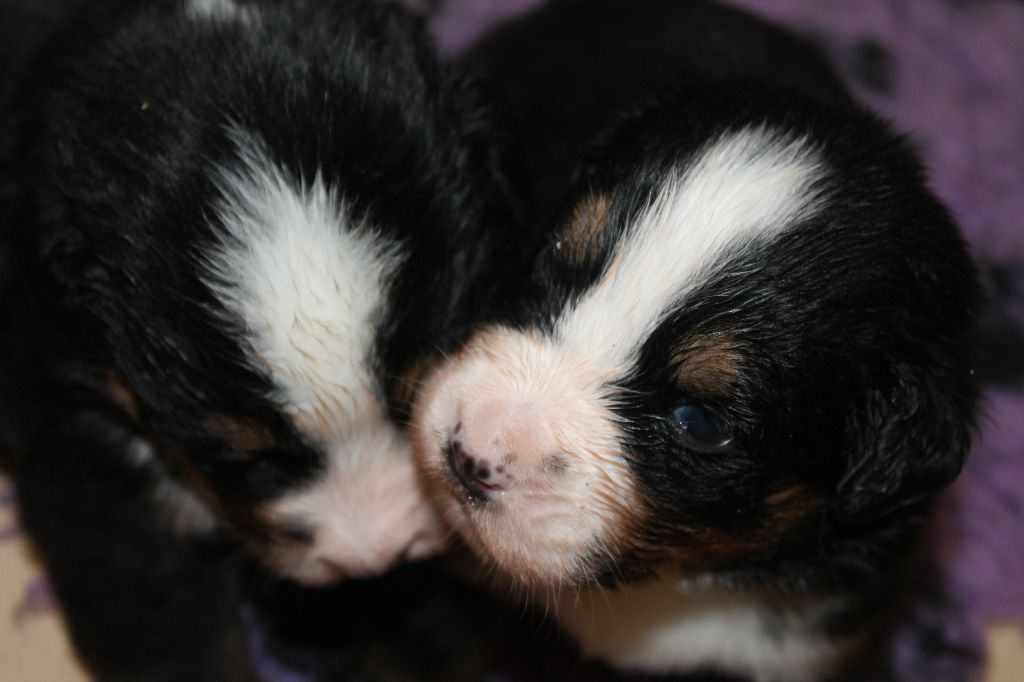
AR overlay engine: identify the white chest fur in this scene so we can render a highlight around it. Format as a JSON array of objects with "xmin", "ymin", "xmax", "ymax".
[{"xmin": 554, "ymin": 578, "xmax": 851, "ymax": 682}]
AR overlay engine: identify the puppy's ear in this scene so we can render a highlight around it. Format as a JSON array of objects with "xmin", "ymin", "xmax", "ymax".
[{"xmin": 835, "ymin": 369, "xmax": 975, "ymax": 524}]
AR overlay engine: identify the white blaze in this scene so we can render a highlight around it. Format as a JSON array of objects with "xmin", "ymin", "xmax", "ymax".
[
  {"xmin": 560, "ymin": 126, "xmax": 824, "ymax": 372},
  {"xmin": 204, "ymin": 131, "xmax": 443, "ymax": 582}
]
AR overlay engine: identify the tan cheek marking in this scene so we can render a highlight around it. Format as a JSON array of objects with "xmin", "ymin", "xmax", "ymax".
[
  {"xmin": 203, "ymin": 413, "xmax": 276, "ymax": 454},
  {"xmin": 97, "ymin": 376, "xmax": 226, "ymax": 536},
  {"xmin": 606, "ymin": 507, "xmax": 648, "ymax": 555},
  {"xmin": 142, "ymin": 436, "xmax": 230, "ymax": 535},
  {"xmin": 162, "ymin": 443, "xmax": 217, "ymax": 504},
  {"xmin": 103, "ymin": 374, "xmax": 139, "ymax": 419},
  {"xmin": 607, "ymin": 484, "xmax": 824, "ymax": 577},
  {"xmin": 672, "ymin": 485, "xmax": 823, "ymax": 571},
  {"xmin": 559, "ymin": 193, "xmax": 611, "ymax": 265},
  {"xmin": 762, "ymin": 484, "xmax": 824, "ymax": 531},
  {"xmin": 589, "ymin": 457, "xmax": 651, "ymax": 566},
  {"xmin": 672, "ymin": 335, "xmax": 742, "ymax": 398}
]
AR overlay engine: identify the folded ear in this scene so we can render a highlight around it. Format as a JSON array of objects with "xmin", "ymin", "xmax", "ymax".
[{"xmin": 835, "ymin": 368, "xmax": 975, "ymax": 524}]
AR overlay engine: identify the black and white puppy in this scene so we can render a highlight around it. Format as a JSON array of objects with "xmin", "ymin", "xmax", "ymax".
[
  {"xmin": 413, "ymin": 1, "xmax": 978, "ymax": 680},
  {"xmin": 0, "ymin": 0, "xmax": 516, "ymax": 678}
]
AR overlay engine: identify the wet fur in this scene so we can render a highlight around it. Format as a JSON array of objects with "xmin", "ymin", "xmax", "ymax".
[{"xmin": 414, "ymin": 1, "xmax": 980, "ymax": 680}]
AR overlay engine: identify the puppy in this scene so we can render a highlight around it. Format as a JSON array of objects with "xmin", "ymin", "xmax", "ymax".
[
  {"xmin": 0, "ymin": 0, "xmax": 516, "ymax": 678},
  {"xmin": 413, "ymin": 1, "xmax": 979, "ymax": 680}
]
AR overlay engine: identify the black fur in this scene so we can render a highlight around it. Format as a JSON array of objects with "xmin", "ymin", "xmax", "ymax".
[
  {"xmin": 584, "ymin": 85, "xmax": 977, "ymax": 579},
  {"xmin": 455, "ymin": 0, "xmax": 979, "ymax": 678},
  {"xmin": 0, "ymin": 0, "xmax": 517, "ymax": 678},
  {"xmin": 463, "ymin": 0, "xmax": 852, "ymax": 232}
]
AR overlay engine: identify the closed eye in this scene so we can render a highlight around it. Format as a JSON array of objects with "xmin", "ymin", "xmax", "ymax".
[
  {"xmin": 533, "ymin": 239, "xmax": 561, "ymax": 282},
  {"xmin": 277, "ymin": 520, "xmax": 314, "ymax": 545}
]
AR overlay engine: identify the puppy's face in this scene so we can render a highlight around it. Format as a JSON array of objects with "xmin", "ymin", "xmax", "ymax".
[
  {"xmin": 103, "ymin": 139, "xmax": 451, "ymax": 586},
  {"xmin": 414, "ymin": 114, "xmax": 976, "ymax": 589},
  {"xmin": 143, "ymin": 398, "xmax": 445, "ymax": 587},
  {"xmin": 13, "ymin": 0, "xmax": 510, "ymax": 588},
  {"xmin": 107, "ymin": 323, "xmax": 447, "ymax": 587}
]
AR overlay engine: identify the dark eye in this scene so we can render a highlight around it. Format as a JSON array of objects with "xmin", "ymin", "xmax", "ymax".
[
  {"xmin": 533, "ymin": 240, "xmax": 561, "ymax": 281},
  {"xmin": 671, "ymin": 403, "xmax": 730, "ymax": 449}
]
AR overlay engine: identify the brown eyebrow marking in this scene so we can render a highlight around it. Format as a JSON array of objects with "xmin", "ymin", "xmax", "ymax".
[
  {"xmin": 671, "ymin": 334, "xmax": 742, "ymax": 398},
  {"xmin": 559, "ymin": 192, "xmax": 611, "ymax": 265},
  {"xmin": 203, "ymin": 413, "xmax": 276, "ymax": 453}
]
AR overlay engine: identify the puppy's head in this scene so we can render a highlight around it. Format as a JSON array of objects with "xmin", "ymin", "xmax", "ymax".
[
  {"xmin": 97, "ymin": 135, "xmax": 452, "ymax": 586},
  {"xmin": 11, "ymin": 0, "xmax": 514, "ymax": 587},
  {"xmin": 413, "ymin": 93, "xmax": 977, "ymax": 589}
]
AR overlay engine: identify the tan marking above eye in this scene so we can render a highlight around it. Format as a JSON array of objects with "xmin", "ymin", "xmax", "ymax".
[
  {"xmin": 559, "ymin": 192, "xmax": 611, "ymax": 264},
  {"xmin": 671, "ymin": 335, "xmax": 741, "ymax": 398},
  {"xmin": 203, "ymin": 414, "xmax": 276, "ymax": 453}
]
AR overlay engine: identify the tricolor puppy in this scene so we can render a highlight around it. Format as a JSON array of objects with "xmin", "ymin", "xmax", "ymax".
[
  {"xmin": 414, "ymin": 1, "xmax": 978, "ymax": 680},
  {"xmin": 1, "ymin": 0, "xmax": 514, "ymax": 678}
]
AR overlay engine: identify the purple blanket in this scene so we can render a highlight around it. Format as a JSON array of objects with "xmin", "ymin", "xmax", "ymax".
[{"xmin": 4, "ymin": 1, "xmax": 1021, "ymax": 680}]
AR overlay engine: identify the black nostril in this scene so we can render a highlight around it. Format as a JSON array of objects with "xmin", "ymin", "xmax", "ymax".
[{"xmin": 445, "ymin": 438, "xmax": 495, "ymax": 503}]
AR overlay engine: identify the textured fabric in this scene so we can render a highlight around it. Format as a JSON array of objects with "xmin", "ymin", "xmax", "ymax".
[{"xmin": 3, "ymin": 2, "xmax": 1021, "ymax": 681}]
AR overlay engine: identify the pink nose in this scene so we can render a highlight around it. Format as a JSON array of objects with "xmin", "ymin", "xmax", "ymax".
[{"xmin": 446, "ymin": 430, "xmax": 514, "ymax": 501}]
